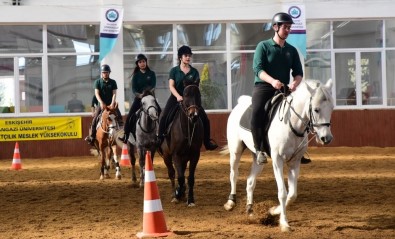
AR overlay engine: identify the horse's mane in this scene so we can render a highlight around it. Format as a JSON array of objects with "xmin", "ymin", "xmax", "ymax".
[{"xmin": 141, "ymin": 89, "xmax": 154, "ymax": 98}]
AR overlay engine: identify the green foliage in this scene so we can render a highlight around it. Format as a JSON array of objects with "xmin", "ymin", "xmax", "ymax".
[{"xmin": 200, "ymin": 63, "xmax": 220, "ymax": 109}]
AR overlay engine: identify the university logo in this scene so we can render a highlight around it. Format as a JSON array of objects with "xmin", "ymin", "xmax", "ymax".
[
  {"xmin": 288, "ymin": 6, "xmax": 301, "ymax": 19},
  {"xmin": 105, "ymin": 9, "xmax": 119, "ymax": 22}
]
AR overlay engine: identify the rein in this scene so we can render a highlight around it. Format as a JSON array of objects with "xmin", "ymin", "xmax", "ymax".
[
  {"xmin": 138, "ymin": 105, "xmax": 159, "ymax": 134},
  {"xmin": 279, "ymin": 85, "xmax": 332, "ymax": 162},
  {"xmin": 179, "ymin": 102, "xmax": 200, "ymax": 147}
]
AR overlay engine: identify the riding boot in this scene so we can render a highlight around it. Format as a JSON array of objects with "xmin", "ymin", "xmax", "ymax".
[
  {"xmin": 85, "ymin": 117, "xmax": 98, "ymax": 146},
  {"xmin": 251, "ymin": 127, "xmax": 267, "ymax": 164},
  {"xmin": 200, "ymin": 110, "xmax": 218, "ymax": 150}
]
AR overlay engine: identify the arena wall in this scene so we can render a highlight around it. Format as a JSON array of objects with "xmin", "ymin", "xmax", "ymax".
[{"xmin": 0, "ymin": 109, "xmax": 394, "ymax": 159}]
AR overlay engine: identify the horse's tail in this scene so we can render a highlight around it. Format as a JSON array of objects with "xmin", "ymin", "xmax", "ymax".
[{"xmin": 219, "ymin": 144, "xmax": 230, "ymax": 155}]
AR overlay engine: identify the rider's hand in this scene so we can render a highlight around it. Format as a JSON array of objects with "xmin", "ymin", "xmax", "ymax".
[
  {"xmin": 288, "ymin": 81, "xmax": 299, "ymax": 92},
  {"xmin": 176, "ymin": 95, "xmax": 183, "ymax": 102},
  {"xmin": 271, "ymin": 79, "xmax": 284, "ymax": 90},
  {"xmin": 101, "ymin": 104, "xmax": 107, "ymax": 110}
]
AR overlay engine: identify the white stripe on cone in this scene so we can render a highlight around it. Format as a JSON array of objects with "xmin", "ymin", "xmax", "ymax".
[{"xmin": 143, "ymin": 199, "xmax": 163, "ymax": 213}]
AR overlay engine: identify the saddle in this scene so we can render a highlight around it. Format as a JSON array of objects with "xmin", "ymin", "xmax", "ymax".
[
  {"xmin": 239, "ymin": 91, "xmax": 287, "ymax": 157},
  {"xmin": 162, "ymin": 103, "xmax": 181, "ymax": 139}
]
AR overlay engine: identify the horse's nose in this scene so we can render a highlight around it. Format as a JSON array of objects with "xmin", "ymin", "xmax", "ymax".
[{"xmin": 321, "ymin": 135, "xmax": 333, "ymax": 145}]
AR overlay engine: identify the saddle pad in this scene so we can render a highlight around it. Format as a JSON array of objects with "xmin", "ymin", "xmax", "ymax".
[{"xmin": 240, "ymin": 105, "xmax": 253, "ymax": 131}]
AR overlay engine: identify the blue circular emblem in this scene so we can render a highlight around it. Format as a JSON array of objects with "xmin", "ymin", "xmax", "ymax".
[
  {"xmin": 106, "ymin": 9, "xmax": 119, "ymax": 22},
  {"xmin": 288, "ymin": 6, "xmax": 301, "ymax": 19}
]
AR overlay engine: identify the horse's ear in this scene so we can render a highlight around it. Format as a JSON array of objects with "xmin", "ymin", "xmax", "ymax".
[
  {"xmin": 325, "ymin": 78, "xmax": 333, "ymax": 89},
  {"xmin": 305, "ymin": 81, "xmax": 316, "ymax": 95}
]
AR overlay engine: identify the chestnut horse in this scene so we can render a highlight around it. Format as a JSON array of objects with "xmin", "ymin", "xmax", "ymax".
[{"xmin": 94, "ymin": 103, "xmax": 122, "ymax": 180}]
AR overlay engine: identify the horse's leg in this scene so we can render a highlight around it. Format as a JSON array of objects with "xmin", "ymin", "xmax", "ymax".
[
  {"xmin": 99, "ymin": 148, "xmax": 105, "ymax": 180},
  {"xmin": 269, "ymin": 156, "xmax": 290, "ymax": 232},
  {"xmin": 128, "ymin": 143, "xmax": 138, "ymax": 185},
  {"xmin": 112, "ymin": 145, "xmax": 122, "ymax": 180},
  {"xmin": 186, "ymin": 153, "xmax": 200, "ymax": 206},
  {"xmin": 163, "ymin": 156, "xmax": 176, "ymax": 202},
  {"xmin": 138, "ymin": 147, "xmax": 145, "ymax": 188},
  {"xmin": 285, "ymin": 161, "xmax": 301, "ymax": 207},
  {"xmin": 223, "ymin": 150, "xmax": 241, "ymax": 211},
  {"xmin": 246, "ymin": 153, "xmax": 264, "ymax": 215},
  {"xmin": 104, "ymin": 148, "xmax": 111, "ymax": 179},
  {"xmin": 174, "ymin": 158, "xmax": 186, "ymax": 202}
]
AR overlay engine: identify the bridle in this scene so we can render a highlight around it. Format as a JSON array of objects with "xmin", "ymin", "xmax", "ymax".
[
  {"xmin": 137, "ymin": 103, "xmax": 159, "ymax": 134},
  {"xmin": 180, "ymin": 84, "xmax": 201, "ymax": 147}
]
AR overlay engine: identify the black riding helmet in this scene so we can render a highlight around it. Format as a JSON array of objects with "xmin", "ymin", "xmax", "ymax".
[
  {"xmin": 135, "ymin": 54, "xmax": 147, "ymax": 65},
  {"xmin": 177, "ymin": 45, "xmax": 193, "ymax": 59},
  {"xmin": 101, "ymin": 64, "xmax": 111, "ymax": 72},
  {"xmin": 272, "ymin": 12, "xmax": 294, "ymax": 27}
]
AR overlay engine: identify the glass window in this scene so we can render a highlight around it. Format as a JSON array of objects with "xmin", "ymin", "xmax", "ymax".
[
  {"xmin": 177, "ymin": 24, "xmax": 226, "ymax": 51},
  {"xmin": 48, "ymin": 56, "xmax": 99, "ymax": 113},
  {"xmin": 230, "ymin": 23, "xmax": 272, "ymax": 51},
  {"xmin": 123, "ymin": 24, "xmax": 173, "ymax": 53},
  {"xmin": 361, "ymin": 52, "xmax": 382, "ymax": 105},
  {"xmin": 230, "ymin": 53, "xmax": 254, "ymax": 107},
  {"xmin": 192, "ymin": 53, "xmax": 227, "ymax": 109},
  {"xmin": 305, "ymin": 52, "xmax": 331, "ymax": 83},
  {"xmin": 123, "ymin": 54, "xmax": 173, "ymax": 112},
  {"xmin": 19, "ymin": 57, "xmax": 43, "ymax": 113},
  {"xmin": 335, "ymin": 52, "xmax": 356, "ymax": 106},
  {"xmin": 333, "ymin": 20, "xmax": 382, "ymax": 48},
  {"xmin": 306, "ymin": 22, "xmax": 331, "ymax": 49},
  {"xmin": 385, "ymin": 20, "xmax": 395, "ymax": 47},
  {"xmin": 47, "ymin": 25, "xmax": 99, "ymax": 53},
  {"xmin": 386, "ymin": 50, "xmax": 395, "ymax": 106},
  {"xmin": 0, "ymin": 58, "xmax": 15, "ymax": 114},
  {"xmin": 0, "ymin": 26, "xmax": 43, "ymax": 53}
]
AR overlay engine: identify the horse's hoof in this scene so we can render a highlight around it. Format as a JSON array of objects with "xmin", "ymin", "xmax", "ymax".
[
  {"xmin": 224, "ymin": 200, "xmax": 236, "ymax": 211},
  {"xmin": 280, "ymin": 224, "xmax": 292, "ymax": 232},
  {"xmin": 187, "ymin": 203, "xmax": 196, "ymax": 207},
  {"xmin": 139, "ymin": 181, "xmax": 144, "ymax": 188},
  {"xmin": 100, "ymin": 175, "xmax": 104, "ymax": 180},
  {"xmin": 116, "ymin": 174, "xmax": 122, "ymax": 180},
  {"xmin": 246, "ymin": 204, "xmax": 253, "ymax": 216},
  {"xmin": 269, "ymin": 206, "xmax": 281, "ymax": 215},
  {"xmin": 171, "ymin": 198, "xmax": 179, "ymax": 203}
]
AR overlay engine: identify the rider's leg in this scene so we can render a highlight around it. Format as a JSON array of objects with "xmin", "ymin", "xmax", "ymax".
[
  {"xmin": 251, "ymin": 84, "xmax": 275, "ymax": 164},
  {"xmin": 115, "ymin": 108, "xmax": 124, "ymax": 127},
  {"xmin": 157, "ymin": 95, "xmax": 177, "ymax": 144},
  {"xmin": 85, "ymin": 107, "xmax": 101, "ymax": 145},
  {"xmin": 200, "ymin": 109, "xmax": 218, "ymax": 150},
  {"xmin": 119, "ymin": 98, "xmax": 141, "ymax": 143}
]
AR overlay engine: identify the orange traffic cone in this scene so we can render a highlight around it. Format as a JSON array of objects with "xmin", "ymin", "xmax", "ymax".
[
  {"xmin": 120, "ymin": 144, "xmax": 131, "ymax": 167},
  {"xmin": 136, "ymin": 151, "xmax": 172, "ymax": 238},
  {"xmin": 10, "ymin": 142, "xmax": 22, "ymax": 170}
]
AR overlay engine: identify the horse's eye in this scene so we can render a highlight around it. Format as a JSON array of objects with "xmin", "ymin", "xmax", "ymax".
[{"xmin": 314, "ymin": 108, "xmax": 320, "ymax": 113}]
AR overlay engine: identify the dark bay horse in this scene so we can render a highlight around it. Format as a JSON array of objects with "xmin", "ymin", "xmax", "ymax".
[
  {"xmin": 94, "ymin": 103, "xmax": 122, "ymax": 180},
  {"xmin": 159, "ymin": 84, "xmax": 204, "ymax": 206}
]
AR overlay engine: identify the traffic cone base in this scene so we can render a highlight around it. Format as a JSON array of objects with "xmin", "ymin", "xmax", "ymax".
[
  {"xmin": 137, "ymin": 151, "xmax": 172, "ymax": 238},
  {"xmin": 120, "ymin": 143, "xmax": 131, "ymax": 167},
  {"xmin": 10, "ymin": 142, "xmax": 22, "ymax": 170}
]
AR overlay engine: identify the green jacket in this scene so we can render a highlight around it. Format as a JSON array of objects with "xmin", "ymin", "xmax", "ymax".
[
  {"xmin": 131, "ymin": 70, "xmax": 156, "ymax": 95},
  {"xmin": 253, "ymin": 38, "xmax": 303, "ymax": 85},
  {"xmin": 169, "ymin": 65, "xmax": 200, "ymax": 96}
]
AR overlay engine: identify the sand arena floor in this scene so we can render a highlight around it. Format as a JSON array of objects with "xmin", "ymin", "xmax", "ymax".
[{"xmin": 0, "ymin": 147, "xmax": 394, "ymax": 239}]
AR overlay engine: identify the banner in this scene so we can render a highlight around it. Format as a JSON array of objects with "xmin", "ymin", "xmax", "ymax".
[
  {"xmin": 0, "ymin": 117, "xmax": 82, "ymax": 142},
  {"xmin": 283, "ymin": 4, "xmax": 306, "ymax": 58},
  {"xmin": 99, "ymin": 6, "xmax": 124, "ymax": 61}
]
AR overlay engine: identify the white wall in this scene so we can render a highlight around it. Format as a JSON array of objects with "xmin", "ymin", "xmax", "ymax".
[{"xmin": 1, "ymin": 0, "xmax": 395, "ymax": 23}]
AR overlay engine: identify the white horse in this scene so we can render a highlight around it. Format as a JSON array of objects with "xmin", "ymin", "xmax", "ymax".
[
  {"xmin": 223, "ymin": 79, "xmax": 334, "ymax": 232},
  {"xmin": 129, "ymin": 92, "xmax": 160, "ymax": 187}
]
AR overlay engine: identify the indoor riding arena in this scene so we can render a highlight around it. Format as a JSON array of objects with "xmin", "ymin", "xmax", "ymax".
[{"xmin": 0, "ymin": 130, "xmax": 394, "ymax": 238}]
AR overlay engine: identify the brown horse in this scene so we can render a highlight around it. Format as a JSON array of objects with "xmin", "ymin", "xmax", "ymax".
[
  {"xmin": 94, "ymin": 103, "xmax": 123, "ymax": 180},
  {"xmin": 159, "ymin": 84, "xmax": 204, "ymax": 206}
]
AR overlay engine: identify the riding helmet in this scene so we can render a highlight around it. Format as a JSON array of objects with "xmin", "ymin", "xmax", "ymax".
[
  {"xmin": 101, "ymin": 64, "xmax": 111, "ymax": 72},
  {"xmin": 135, "ymin": 54, "xmax": 147, "ymax": 65},
  {"xmin": 271, "ymin": 12, "xmax": 294, "ymax": 26},
  {"xmin": 177, "ymin": 45, "xmax": 193, "ymax": 59}
]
